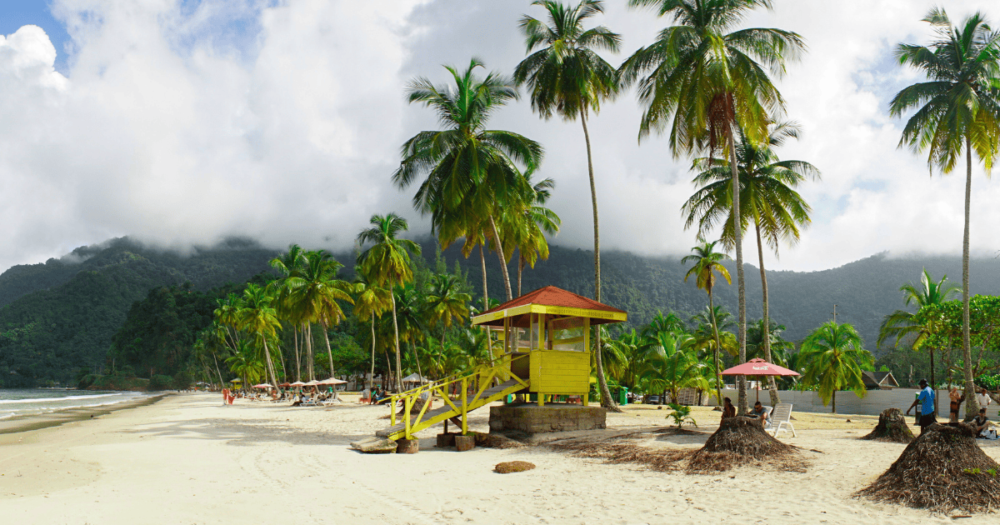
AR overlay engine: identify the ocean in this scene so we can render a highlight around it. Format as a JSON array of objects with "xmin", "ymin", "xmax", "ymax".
[{"xmin": 0, "ymin": 389, "xmax": 147, "ymax": 420}]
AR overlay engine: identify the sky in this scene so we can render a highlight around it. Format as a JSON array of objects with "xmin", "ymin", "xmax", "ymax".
[{"xmin": 0, "ymin": 0, "xmax": 999, "ymax": 274}]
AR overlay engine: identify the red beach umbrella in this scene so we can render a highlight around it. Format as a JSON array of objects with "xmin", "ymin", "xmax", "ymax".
[{"xmin": 721, "ymin": 358, "xmax": 800, "ymax": 403}]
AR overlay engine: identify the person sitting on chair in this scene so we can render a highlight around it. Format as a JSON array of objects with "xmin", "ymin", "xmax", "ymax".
[{"xmin": 749, "ymin": 401, "xmax": 768, "ymax": 424}]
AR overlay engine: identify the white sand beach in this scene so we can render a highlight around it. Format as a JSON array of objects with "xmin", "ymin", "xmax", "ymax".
[{"xmin": 1, "ymin": 393, "xmax": 998, "ymax": 524}]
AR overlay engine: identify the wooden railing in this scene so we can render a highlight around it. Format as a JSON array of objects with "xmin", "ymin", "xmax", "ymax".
[{"xmin": 388, "ymin": 353, "xmax": 529, "ymax": 439}]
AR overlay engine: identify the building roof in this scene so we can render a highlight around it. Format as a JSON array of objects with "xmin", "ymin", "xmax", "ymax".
[
  {"xmin": 862, "ymin": 371, "xmax": 899, "ymax": 389},
  {"xmin": 472, "ymin": 286, "xmax": 627, "ymax": 327}
]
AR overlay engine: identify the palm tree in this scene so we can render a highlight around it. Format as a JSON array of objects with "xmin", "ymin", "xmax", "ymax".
[
  {"xmin": 681, "ymin": 239, "xmax": 732, "ymax": 404},
  {"xmin": 394, "ymin": 283, "xmax": 429, "ymax": 380},
  {"xmin": 425, "ymin": 273, "xmax": 472, "ymax": 346},
  {"xmin": 800, "ymin": 321, "xmax": 873, "ymax": 413},
  {"xmin": 236, "ymin": 284, "xmax": 283, "ymax": 392},
  {"xmin": 513, "ymin": 0, "xmax": 621, "ymax": 409},
  {"xmin": 353, "ymin": 268, "xmax": 392, "ymax": 391},
  {"xmin": 393, "ymin": 58, "xmax": 543, "ymax": 303},
  {"xmin": 601, "ymin": 328, "xmax": 649, "ymax": 391},
  {"xmin": 639, "ymin": 330, "xmax": 710, "ymax": 405},
  {"xmin": 287, "ymin": 250, "xmax": 354, "ymax": 380},
  {"xmin": 683, "ymin": 122, "xmax": 819, "ymax": 407},
  {"xmin": 357, "ymin": 213, "xmax": 421, "ymax": 392},
  {"xmin": 878, "ymin": 269, "xmax": 958, "ymax": 411},
  {"xmin": 890, "ymin": 8, "xmax": 1000, "ymax": 418},
  {"xmin": 746, "ymin": 319, "xmax": 793, "ymax": 366},
  {"xmin": 621, "ymin": 0, "xmax": 804, "ymax": 415},
  {"xmin": 270, "ymin": 245, "xmax": 308, "ymax": 381},
  {"xmin": 511, "ymin": 173, "xmax": 561, "ymax": 297}
]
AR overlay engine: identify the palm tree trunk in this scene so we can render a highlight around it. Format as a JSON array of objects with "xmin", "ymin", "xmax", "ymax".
[
  {"xmin": 262, "ymin": 339, "xmax": 280, "ymax": 394},
  {"xmin": 294, "ymin": 325, "xmax": 301, "ymax": 382},
  {"xmin": 831, "ymin": 390, "xmax": 836, "ymax": 414},
  {"xmin": 581, "ymin": 112, "xmax": 618, "ymax": 412},
  {"xmin": 479, "ymin": 243, "xmax": 489, "ymax": 308},
  {"xmin": 518, "ymin": 255, "xmax": 524, "ymax": 298},
  {"xmin": 306, "ymin": 323, "xmax": 314, "ymax": 381},
  {"xmin": 323, "ymin": 323, "xmax": 335, "ymax": 379},
  {"xmin": 729, "ymin": 134, "xmax": 748, "ymax": 416},
  {"xmin": 390, "ymin": 292, "xmax": 403, "ymax": 392},
  {"xmin": 212, "ymin": 352, "xmax": 224, "ymax": 386},
  {"xmin": 411, "ymin": 340, "xmax": 422, "ymax": 381},
  {"xmin": 487, "ymin": 214, "xmax": 513, "ymax": 302},
  {"xmin": 709, "ymin": 292, "xmax": 722, "ymax": 405},
  {"xmin": 756, "ymin": 222, "xmax": 780, "ymax": 406},
  {"xmin": 961, "ymin": 137, "xmax": 979, "ymax": 419},
  {"xmin": 930, "ymin": 348, "xmax": 937, "ymax": 414},
  {"xmin": 368, "ymin": 313, "xmax": 376, "ymax": 392}
]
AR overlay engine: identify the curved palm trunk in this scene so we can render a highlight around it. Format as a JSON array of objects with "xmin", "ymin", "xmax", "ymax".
[
  {"xmin": 368, "ymin": 313, "xmax": 376, "ymax": 392},
  {"xmin": 581, "ymin": 112, "xmax": 618, "ymax": 412},
  {"xmin": 730, "ymin": 135, "xmax": 748, "ymax": 416},
  {"xmin": 488, "ymin": 214, "xmax": 513, "ymax": 302},
  {"xmin": 323, "ymin": 322, "xmax": 335, "ymax": 379},
  {"xmin": 390, "ymin": 293, "xmax": 403, "ymax": 392},
  {"xmin": 755, "ymin": 222, "xmax": 780, "ymax": 406},
  {"xmin": 709, "ymin": 292, "xmax": 722, "ymax": 404},
  {"xmin": 479, "ymin": 243, "xmax": 489, "ymax": 308},
  {"xmin": 262, "ymin": 339, "xmax": 280, "ymax": 395},
  {"xmin": 411, "ymin": 340, "xmax": 423, "ymax": 382},
  {"xmin": 212, "ymin": 352, "xmax": 224, "ymax": 386},
  {"xmin": 961, "ymin": 138, "xmax": 979, "ymax": 418}
]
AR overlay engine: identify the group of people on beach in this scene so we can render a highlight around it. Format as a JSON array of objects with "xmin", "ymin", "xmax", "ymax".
[
  {"xmin": 905, "ymin": 379, "xmax": 997, "ymax": 439},
  {"xmin": 720, "ymin": 397, "xmax": 771, "ymax": 426}
]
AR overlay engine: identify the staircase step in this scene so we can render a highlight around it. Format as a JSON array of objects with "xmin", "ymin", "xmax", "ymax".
[{"xmin": 374, "ymin": 379, "xmax": 522, "ymax": 439}]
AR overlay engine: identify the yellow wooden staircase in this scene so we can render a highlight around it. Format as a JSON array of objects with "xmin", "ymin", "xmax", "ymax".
[{"xmin": 375, "ymin": 354, "xmax": 528, "ymax": 441}]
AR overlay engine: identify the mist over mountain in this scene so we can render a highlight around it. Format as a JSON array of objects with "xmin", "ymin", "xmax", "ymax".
[{"xmin": 1, "ymin": 235, "xmax": 998, "ymax": 387}]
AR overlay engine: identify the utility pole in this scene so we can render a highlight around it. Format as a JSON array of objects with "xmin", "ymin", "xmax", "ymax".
[{"xmin": 832, "ymin": 304, "xmax": 837, "ymax": 324}]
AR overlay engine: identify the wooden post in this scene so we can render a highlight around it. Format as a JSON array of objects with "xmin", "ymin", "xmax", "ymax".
[
  {"xmin": 404, "ymin": 395, "xmax": 412, "ymax": 439},
  {"xmin": 390, "ymin": 395, "xmax": 396, "ymax": 427},
  {"xmin": 460, "ymin": 377, "xmax": 468, "ymax": 434}
]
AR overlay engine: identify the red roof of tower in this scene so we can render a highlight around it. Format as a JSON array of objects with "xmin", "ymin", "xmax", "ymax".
[{"xmin": 480, "ymin": 286, "xmax": 626, "ymax": 317}]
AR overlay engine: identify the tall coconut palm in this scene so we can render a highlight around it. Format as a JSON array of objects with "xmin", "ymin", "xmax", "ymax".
[
  {"xmin": 511, "ymin": 173, "xmax": 561, "ymax": 297},
  {"xmin": 682, "ymin": 122, "xmax": 819, "ymax": 406},
  {"xmin": 393, "ymin": 58, "xmax": 542, "ymax": 303},
  {"xmin": 357, "ymin": 213, "xmax": 421, "ymax": 392},
  {"xmin": 891, "ymin": 8, "xmax": 1000, "ymax": 418},
  {"xmin": 514, "ymin": 0, "xmax": 621, "ymax": 410},
  {"xmin": 621, "ymin": 0, "xmax": 804, "ymax": 415},
  {"xmin": 236, "ymin": 284, "xmax": 283, "ymax": 392},
  {"xmin": 353, "ymin": 268, "xmax": 392, "ymax": 391},
  {"xmin": 800, "ymin": 321, "xmax": 873, "ymax": 413},
  {"xmin": 270, "ymin": 245, "xmax": 308, "ymax": 381},
  {"xmin": 877, "ymin": 269, "xmax": 959, "ymax": 412},
  {"xmin": 287, "ymin": 250, "xmax": 354, "ymax": 381},
  {"xmin": 681, "ymin": 239, "xmax": 732, "ymax": 404}
]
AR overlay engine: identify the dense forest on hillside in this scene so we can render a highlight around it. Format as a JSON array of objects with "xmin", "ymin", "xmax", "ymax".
[
  {"xmin": 1, "ymin": 234, "xmax": 1000, "ymax": 387},
  {"xmin": 0, "ymin": 238, "xmax": 278, "ymax": 387}
]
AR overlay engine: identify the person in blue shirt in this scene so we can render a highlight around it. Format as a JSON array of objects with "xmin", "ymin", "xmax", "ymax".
[{"xmin": 906, "ymin": 379, "xmax": 937, "ymax": 433}]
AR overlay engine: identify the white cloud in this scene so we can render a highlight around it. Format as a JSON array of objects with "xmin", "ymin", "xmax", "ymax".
[{"xmin": 0, "ymin": 0, "xmax": 997, "ymax": 274}]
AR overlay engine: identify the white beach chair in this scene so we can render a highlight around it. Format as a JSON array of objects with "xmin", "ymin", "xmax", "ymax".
[{"xmin": 767, "ymin": 403, "xmax": 796, "ymax": 437}]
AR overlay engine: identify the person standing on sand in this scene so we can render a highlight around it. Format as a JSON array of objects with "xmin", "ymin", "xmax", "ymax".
[
  {"xmin": 948, "ymin": 386, "xmax": 965, "ymax": 423},
  {"xmin": 976, "ymin": 387, "xmax": 991, "ymax": 414},
  {"xmin": 907, "ymin": 379, "xmax": 936, "ymax": 433}
]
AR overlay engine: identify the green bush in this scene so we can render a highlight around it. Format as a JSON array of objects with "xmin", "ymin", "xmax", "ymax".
[
  {"xmin": 976, "ymin": 374, "xmax": 1000, "ymax": 391},
  {"xmin": 149, "ymin": 374, "xmax": 173, "ymax": 391},
  {"xmin": 172, "ymin": 371, "xmax": 192, "ymax": 390}
]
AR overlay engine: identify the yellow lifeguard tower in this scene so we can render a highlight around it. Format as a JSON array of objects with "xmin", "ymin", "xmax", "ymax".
[
  {"xmin": 369, "ymin": 286, "xmax": 627, "ymax": 444},
  {"xmin": 471, "ymin": 286, "xmax": 628, "ymax": 406}
]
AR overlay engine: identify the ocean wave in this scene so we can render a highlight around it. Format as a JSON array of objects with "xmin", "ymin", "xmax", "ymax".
[{"xmin": 0, "ymin": 393, "xmax": 129, "ymax": 405}]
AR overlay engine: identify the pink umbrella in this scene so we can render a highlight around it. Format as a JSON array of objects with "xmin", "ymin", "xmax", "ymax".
[
  {"xmin": 721, "ymin": 358, "xmax": 799, "ymax": 403},
  {"xmin": 253, "ymin": 383, "xmax": 274, "ymax": 389}
]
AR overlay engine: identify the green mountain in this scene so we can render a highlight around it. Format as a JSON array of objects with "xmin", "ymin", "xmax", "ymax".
[
  {"xmin": 0, "ymin": 238, "xmax": 279, "ymax": 387},
  {"xmin": 2, "ymin": 234, "xmax": 998, "ymax": 387}
]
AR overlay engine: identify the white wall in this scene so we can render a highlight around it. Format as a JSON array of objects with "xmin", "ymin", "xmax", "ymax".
[{"xmin": 708, "ymin": 388, "xmax": 998, "ymax": 418}]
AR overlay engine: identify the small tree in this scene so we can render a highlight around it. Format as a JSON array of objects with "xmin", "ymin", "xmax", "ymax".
[
  {"xmin": 667, "ymin": 402, "xmax": 697, "ymax": 429},
  {"xmin": 801, "ymin": 321, "xmax": 873, "ymax": 413}
]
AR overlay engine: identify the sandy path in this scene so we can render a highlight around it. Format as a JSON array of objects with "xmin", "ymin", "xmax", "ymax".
[{"xmin": 0, "ymin": 393, "xmax": 997, "ymax": 524}]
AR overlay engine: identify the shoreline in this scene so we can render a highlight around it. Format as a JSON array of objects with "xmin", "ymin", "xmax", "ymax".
[{"xmin": 0, "ymin": 393, "xmax": 168, "ymax": 436}]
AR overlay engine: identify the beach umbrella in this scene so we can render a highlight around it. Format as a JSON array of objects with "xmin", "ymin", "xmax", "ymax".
[
  {"xmin": 318, "ymin": 377, "xmax": 347, "ymax": 385},
  {"xmin": 721, "ymin": 358, "xmax": 799, "ymax": 403},
  {"xmin": 278, "ymin": 382, "xmax": 292, "ymax": 388},
  {"xmin": 290, "ymin": 381, "xmax": 306, "ymax": 387},
  {"xmin": 253, "ymin": 383, "xmax": 273, "ymax": 389}
]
